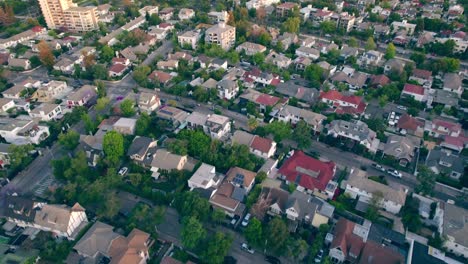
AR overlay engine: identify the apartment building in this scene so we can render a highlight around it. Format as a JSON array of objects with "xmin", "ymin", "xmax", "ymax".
[
  {"xmin": 38, "ymin": 0, "xmax": 98, "ymax": 32},
  {"xmin": 205, "ymin": 23, "xmax": 236, "ymax": 50}
]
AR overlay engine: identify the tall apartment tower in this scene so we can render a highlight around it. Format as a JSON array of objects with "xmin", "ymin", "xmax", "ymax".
[{"xmin": 38, "ymin": 0, "xmax": 98, "ymax": 32}]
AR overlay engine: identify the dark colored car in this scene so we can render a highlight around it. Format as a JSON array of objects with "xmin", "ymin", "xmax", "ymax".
[
  {"xmin": 224, "ymin": 256, "xmax": 237, "ymax": 264},
  {"xmin": 265, "ymin": 256, "xmax": 281, "ymax": 264}
]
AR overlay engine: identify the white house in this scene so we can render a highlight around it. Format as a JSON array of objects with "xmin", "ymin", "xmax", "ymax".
[
  {"xmin": 29, "ymin": 103, "xmax": 62, "ymax": 121},
  {"xmin": 443, "ymin": 202, "xmax": 468, "ymax": 258},
  {"xmin": 401, "ymin": 83, "xmax": 427, "ymax": 102},
  {"xmin": 217, "ymin": 79, "xmax": 239, "ymax": 100},
  {"xmin": 188, "ymin": 163, "xmax": 220, "ymax": 190},
  {"xmin": 295, "ymin": 46, "xmax": 320, "ymax": 60},
  {"xmin": 177, "ymin": 30, "xmax": 201, "ymax": 49},
  {"xmin": 0, "ymin": 118, "xmax": 49, "ymax": 145},
  {"xmin": 0, "ymin": 98, "xmax": 15, "ymax": 114},
  {"xmin": 343, "ymin": 168, "xmax": 407, "ymax": 214}
]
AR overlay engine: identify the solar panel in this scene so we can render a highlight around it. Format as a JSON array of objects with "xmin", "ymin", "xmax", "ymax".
[{"xmin": 233, "ymin": 173, "xmax": 244, "ymax": 186}]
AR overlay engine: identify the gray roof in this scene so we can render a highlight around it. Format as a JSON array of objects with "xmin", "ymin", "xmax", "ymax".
[
  {"xmin": 443, "ymin": 73, "xmax": 462, "ymax": 90},
  {"xmin": 278, "ymin": 105, "xmax": 325, "ymax": 127},
  {"xmin": 217, "ymin": 79, "xmax": 237, "ymax": 91},
  {"xmin": 432, "ymin": 89, "xmax": 459, "ymax": 107},
  {"xmin": 186, "ymin": 111, "xmax": 208, "ymax": 127},
  {"xmin": 383, "ymin": 135, "xmax": 419, "ymax": 162},
  {"xmin": 73, "ymin": 221, "xmax": 120, "ymax": 258},
  {"xmin": 426, "ymin": 148, "xmax": 465, "ymax": 175},
  {"xmin": 232, "ymin": 187, "xmax": 246, "ymax": 202},
  {"xmin": 275, "ymin": 81, "xmax": 319, "ymax": 103},
  {"xmin": 443, "ymin": 203, "xmax": 468, "ymax": 248},
  {"xmin": 151, "ymin": 149, "xmax": 185, "ymax": 170},
  {"xmin": 0, "ymin": 143, "xmax": 10, "ymax": 153},
  {"xmin": 232, "ymin": 130, "xmax": 255, "ymax": 146},
  {"xmin": 127, "ymin": 136, "xmax": 155, "ymax": 157},
  {"xmin": 328, "ymin": 120, "xmax": 376, "ymax": 142},
  {"xmin": 2, "ymin": 196, "xmax": 38, "ymax": 223},
  {"xmin": 286, "ymin": 191, "xmax": 334, "ymax": 221},
  {"xmin": 384, "ymin": 58, "xmax": 405, "ymax": 72}
]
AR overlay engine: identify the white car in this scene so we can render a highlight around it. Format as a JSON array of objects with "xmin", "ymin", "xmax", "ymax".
[
  {"xmin": 387, "ymin": 169, "xmax": 402, "ymax": 178},
  {"xmin": 241, "ymin": 213, "xmax": 251, "ymax": 227},
  {"xmin": 396, "ymin": 105, "xmax": 407, "ymax": 110},
  {"xmin": 241, "ymin": 243, "xmax": 255, "ymax": 254},
  {"xmin": 118, "ymin": 167, "xmax": 128, "ymax": 176},
  {"xmin": 371, "ymin": 163, "xmax": 385, "ymax": 172}
]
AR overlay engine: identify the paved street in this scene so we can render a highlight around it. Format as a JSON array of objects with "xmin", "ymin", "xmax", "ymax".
[{"xmin": 142, "ymin": 40, "xmax": 174, "ymax": 66}]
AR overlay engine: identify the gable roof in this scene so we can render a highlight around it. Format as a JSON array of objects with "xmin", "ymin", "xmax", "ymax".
[
  {"xmin": 331, "ymin": 218, "xmax": 365, "ymax": 258},
  {"xmin": 358, "ymin": 240, "xmax": 405, "ymax": 264},
  {"xmin": 108, "ymin": 228, "xmax": 150, "ymax": 264},
  {"xmin": 34, "ymin": 203, "xmax": 85, "ymax": 233},
  {"xmin": 226, "ymin": 167, "xmax": 256, "ymax": 188},
  {"xmin": 73, "ymin": 221, "xmax": 120, "ymax": 258},
  {"xmin": 403, "ymin": 83, "xmax": 425, "ymax": 95},
  {"xmin": 397, "ymin": 114, "xmax": 424, "ymax": 133},
  {"xmin": 412, "ymin": 69, "xmax": 432, "ymax": 79},
  {"xmin": 127, "ymin": 136, "xmax": 154, "ymax": 157},
  {"xmin": 251, "ymin": 135, "xmax": 274, "ymax": 153},
  {"xmin": 278, "ymin": 150, "xmax": 335, "ymax": 191}
]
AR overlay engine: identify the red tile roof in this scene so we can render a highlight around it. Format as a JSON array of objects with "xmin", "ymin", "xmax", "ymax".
[
  {"xmin": 369, "ymin": 74, "xmax": 390, "ymax": 87},
  {"xmin": 277, "ymin": 2, "xmax": 298, "ymax": 9},
  {"xmin": 256, "ymin": 94, "xmax": 280, "ymax": 106},
  {"xmin": 109, "ymin": 64, "xmax": 127, "ymax": 74},
  {"xmin": 397, "ymin": 114, "xmax": 424, "ymax": 132},
  {"xmin": 149, "ymin": 71, "xmax": 172, "ymax": 83},
  {"xmin": 403, "ymin": 83, "xmax": 425, "ymax": 95},
  {"xmin": 358, "ymin": 241, "xmax": 405, "ymax": 264},
  {"xmin": 319, "ymin": 90, "xmax": 342, "ymax": 101},
  {"xmin": 331, "ymin": 218, "xmax": 364, "ymax": 259},
  {"xmin": 443, "ymin": 136, "xmax": 467, "ymax": 148},
  {"xmin": 251, "ymin": 136, "xmax": 274, "ymax": 154},
  {"xmin": 432, "ymin": 119, "xmax": 462, "ymax": 133},
  {"xmin": 278, "ymin": 151, "xmax": 335, "ymax": 191},
  {"xmin": 412, "ymin": 69, "xmax": 432, "ymax": 79},
  {"xmin": 32, "ymin": 26, "xmax": 44, "ymax": 32}
]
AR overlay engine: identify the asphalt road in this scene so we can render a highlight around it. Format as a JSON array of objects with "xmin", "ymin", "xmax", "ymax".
[{"xmin": 142, "ymin": 40, "xmax": 174, "ymax": 66}]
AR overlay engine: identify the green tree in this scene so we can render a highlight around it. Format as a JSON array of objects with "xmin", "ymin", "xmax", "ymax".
[
  {"xmin": 287, "ymin": 239, "xmax": 308, "ymax": 261},
  {"xmin": 81, "ymin": 113, "xmax": 96, "ymax": 134},
  {"xmin": 181, "ymin": 216, "xmax": 206, "ymax": 249},
  {"xmin": 96, "ymin": 191, "xmax": 120, "ymax": 219},
  {"xmin": 133, "ymin": 65, "xmax": 151, "ymax": 86},
  {"xmin": 401, "ymin": 196, "xmax": 422, "ymax": 232},
  {"xmin": 304, "ymin": 64, "xmax": 324, "ymax": 85},
  {"xmin": 103, "ymin": 131, "xmax": 124, "ymax": 168},
  {"xmin": 410, "ymin": 52, "xmax": 425, "ymax": 66},
  {"xmin": 58, "ymin": 130, "xmax": 80, "ymax": 150},
  {"xmin": 100, "ymin": 45, "xmax": 114, "ymax": 62},
  {"xmin": 201, "ymin": 232, "xmax": 233, "ymax": 264},
  {"xmin": 348, "ymin": 37, "xmax": 358, "ymax": 47},
  {"xmin": 265, "ymin": 121, "xmax": 292, "ymax": 142},
  {"xmin": 293, "ymin": 120, "xmax": 312, "ymax": 150},
  {"xmin": 119, "ymin": 99, "xmax": 135, "ymax": 117},
  {"xmin": 127, "ymin": 203, "xmax": 165, "ymax": 236},
  {"xmin": 365, "ymin": 191, "xmax": 383, "ymax": 221},
  {"xmin": 244, "ymin": 218, "xmax": 263, "ymax": 247},
  {"xmin": 211, "ymin": 208, "xmax": 225, "ymax": 225},
  {"xmin": 416, "ymin": 165, "xmax": 437, "ymax": 196},
  {"xmin": 248, "ymin": 117, "xmax": 259, "ymax": 131},
  {"xmin": 173, "ymin": 191, "xmax": 211, "ymax": 221},
  {"xmin": 135, "ymin": 112, "xmax": 151, "ymax": 136},
  {"xmin": 8, "ymin": 144, "xmax": 34, "ymax": 172},
  {"xmin": 320, "ymin": 21, "xmax": 336, "ymax": 35},
  {"xmin": 92, "ymin": 64, "xmax": 107, "ymax": 80},
  {"xmin": 264, "ymin": 217, "xmax": 288, "ymax": 255},
  {"xmin": 95, "ymin": 97, "xmax": 110, "ymax": 112},
  {"xmin": 385, "ymin": 43, "xmax": 396, "ymax": 59},
  {"xmin": 253, "ymin": 52, "xmax": 265, "ymax": 65},
  {"xmin": 282, "ymin": 17, "xmax": 301, "ymax": 33},
  {"xmin": 96, "ymin": 81, "xmax": 106, "ymax": 98},
  {"xmin": 365, "ymin": 37, "xmax": 376, "ymax": 51}
]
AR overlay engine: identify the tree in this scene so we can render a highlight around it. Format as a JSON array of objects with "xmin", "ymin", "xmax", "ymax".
[
  {"xmin": 103, "ymin": 131, "xmax": 124, "ymax": 168},
  {"xmin": 96, "ymin": 191, "xmax": 120, "ymax": 219},
  {"xmin": 264, "ymin": 217, "xmax": 288, "ymax": 255},
  {"xmin": 365, "ymin": 191, "xmax": 383, "ymax": 221},
  {"xmin": 282, "ymin": 17, "xmax": 301, "ymax": 33},
  {"xmin": 173, "ymin": 191, "xmax": 211, "ymax": 222},
  {"xmin": 135, "ymin": 112, "xmax": 151, "ymax": 136},
  {"xmin": 181, "ymin": 216, "xmax": 206, "ymax": 249},
  {"xmin": 287, "ymin": 239, "xmax": 308, "ymax": 261},
  {"xmin": 401, "ymin": 196, "xmax": 423, "ymax": 232},
  {"xmin": 248, "ymin": 117, "xmax": 259, "ymax": 131},
  {"xmin": 293, "ymin": 120, "xmax": 312, "ymax": 150},
  {"xmin": 96, "ymin": 81, "xmax": 106, "ymax": 98},
  {"xmin": 127, "ymin": 203, "xmax": 165, "ymax": 236},
  {"xmin": 81, "ymin": 113, "xmax": 95, "ymax": 134},
  {"xmin": 133, "ymin": 65, "xmax": 151, "ymax": 86},
  {"xmin": 304, "ymin": 64, "xmax": 324, "ymax": 86},
  {"xmin": 348, "ymin": 37, "xmax": 358, "ymax": 47},
  {"xmin": 365, "ymin": 37, "xmax": 376, "ymax": 51},
  {"xmin": 210, "ymin": 208, "xmax": 225, "ymax": 225},
  {"xmin": 410, "ymin": 52, "xmax": 425, "ymax": 66},
  {"xmin": 320, "ymin": 21, "xmax": 336, "ymax": 35},
  {"xmin": 120, "ymin": 99, "xmax": 135, "ymax": 117},
  {"xmin": 201, "ymin": 232, "xmax": 233, "ymax": 264},
  {"xmin": 265, "ymin": 121, "xmax": 292, "ymax": 142},
  {"xmin": 385, "ymin": 43, "xmax": 396, "ymax": 59},
  {"xmin": 148, "ymin": 13, "xmax": 161, "ymax": 26},
  {"xmin": 253, "ymin": 52, "xmax": 265, "ymax": 65},
  {"xmin": 416, "ymin": 165, "xmax": 437, "ymax": 196},
  {"xmin": 95, "ymin": 97, "xmax": 110, "ymax": 112},
  {"xmin": 92, "ymin": 64, "xmax": 107, "ymax": 80},
  {"xmin": 244, "ymin": 218, "xmax": 263, "ymax": 247},
  {"xmin": 58, "ymin": 131, "xmax": 80, "ymax": 150},
  {"xmin": 37, "ymin": 41, "xmax": 55, "ymax": 68},
  {"xmin": 82, "ymin": 53, "xmax": 96, "ymax": 69},
  {"xmin": 8, "ymin": 144, "xmax": 34, "ymax": 172}
]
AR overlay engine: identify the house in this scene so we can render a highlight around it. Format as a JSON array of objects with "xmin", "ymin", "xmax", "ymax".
[
  {"xmin": 156, "ymin": 106, "xmax": 189, "ymax": 128},
  {"xmin": 317, "ymin": 61, "xmax": 337, "ymax": 77},
  {"xmin": 178, "ymin": 8, "xmax": 195, "ymax": 20},
  {"xmin": 330, "ymin": 71, "xmax": 369, "ymax": 90},
  {"xmin": 397, "ymin": 114, "xmax": 425, "ymax": 137},
  {"xmin": 410, "ymin": 69, "xmax": 433, "ymax": 89},
  {"xmin": 207, "ymin": 11, "xmax": 229, "ymax": 22},
  {"xmin": 157, "ymin": 59, "xmax": 179, "ymax": 70},
  {"xmin": 328, "ymin": 218, "xmax": 405, "ymax": 264},
  {"xmin": 275, "ymin": 81, "xmax": 319, "ymax": 104},
  {"xmin": 402, "ymin": 83, "xmax": 427, "ymax": 102},
  {"xmin": 442, "ymin": 202, "xmax": 468, "ymax": 258},
  {"xmin": 108, "ymin": 64, "xmax": 127, "ymax": 78},
  {"xmin": 243, "ymin": 67, "xmax": 281, "ymax": 87},
  {"xmin": 276, "ymin": 2, "xmax": 299, "ymax": 17},
  {"xmin": 73, "ymin": 221, "xmax": 153, "ymax": 264},
  {"xmin": 29, "ymin": 103, "xmax": 62, "ymax": 121},
  {"xmin": 285, "ymin": 191, "xmax": 335, "ymax": 229},
  {"xmin": 66, "ymin": 85, "xmax": 97, "ymax": 108},
  {"xmin": 225, "ymin": 166, "xmax": 257, "ymax": 193},
  {"xmin": 441, "ymin": 136, "xmax": 468, "ymax": 153},
  {"xmin": 265, "ymin": 51, "xmax": 292, "ymax": 69},
  {"xmin": 339, "ymin": 46, "xmax": 359, "ymax": 61},
  {"xmin": 0, "ymin": 26, "xmax": 46, "ymax": 49},
  {"xmin": 382, "ymin": 135, "xmax": 419, "ymax": 167},
  {"xmin": 4, "ymin": 195, "xmax": 87, "ymax": 240},
  {"xmin": 295, "ymin": 46, "xmax": 320, "ymax": 60},
  {"xmin": 327, "ymin": 120, "xmax": 380, "ymax": 153},
  {"xmin": 368, "ymin": 74, "xmax": 390, "ymax": 88},
  {"xmin": 426, "ymin": 148, "xmax": 465, "ymax": 180},
  {"xmin": 168, "ymin": 52, "xmax": 193, "ymax": 62},
  {"xmin": 188, "ymin": 163, "xmax": 220, "ymax": 190},
  {"xmin": 0, "ymin": 118, "xmax": 49, "ymax": 145},
  {"xmin": 274, "ymin": 32, "xmax": 298, "ymax": 50},
  {"xmin": 337, "ymin": 12, "xmax": 355, "ymax": 32},
  {"xmin": 0, "ymin": 98, "xmax": 15, "ymax": 114},
  {"xmin": 426, "ymin": 119, "xmax": 462, "ymax": 138},
  {"xmin": 138, "ymin": 92, "xmax": 160, "ymax": 113},
  {"xmin": 112, "ymin": 117, "xmax": 137, "ymax": 135},
  {"xmin": 310, "ymin": 7, "xmax": 334, "ymax": 25},
  {"xmin": 278, "ymin": 150, "xmax": 336, "ymax": 198},
  {"xmin": 383, "ymin": 58, "xmax": 406, "ymax": 75},
  {"xmin": 231, "ymin": 130, "xmax": 277, "ymax": 159},
  {"xmin": 344, "ymin": 168, "xmax": 407, "ymax": 214},
  {"xmin": 277, "ymin": 105, "xmax": 326, "ymax": 132},
  {"xmin": 209, "ymin": 180, "xmax": 246, "ymax": 217},
  {"xmin": 206, "ymin": 114, "xmax": 231, "ymax": 139},
  {"xmin": 139, "ymin": 5, "xmax": 158, "ymax": 16},
  {"xmin": 357, "ymin": 50, "xmax": 383, "ymax": 67},
  {"xmin": 127, "ymin": 136, "xmax": 157, "ymax": 163},
  {"xmin": 159, "ymin": 7, "xmax": 174, "ymax": 20},
  {"xmin": 391, "ymin": 20, "xmax": 416, "ymax": 35},
  {"xmin": 32, "ymin": 80, "xmax": 68, "ymax": 103},
  {"xmin": 217, "ymin": 79, "xmax": 239, "ymax": 100},
  {"xmin": 177, "ymin": 30, "xmax": 201, "ymax": 49},
  {"xmin": 210, "ymin": 58, "xmax": 228, "ymax": 70},
  {"xmin": 235, "ymin": 41, "xmax": 267, "ymax": 56},
  {"xmin": 246, "ymin": 0, "xmax": 281, "ymax": 9},
  {"xmin": 319, "ymin": 90, "xmax": 367, "ymax": 116},
  {"xmin": 8, "ymin": 57, "xmax": 31, "ymax": 70},
  {"xmin": 205, "ymin": 23, "xmax": 236, "ymax": 50},
  {"xmin": 412, "ymin": 193, "xmax": 444, "ymax": 232},
  {"xmin": 53, "ymin": 57, "xmax": 77, "ymax": 73},
  {"xmin": 149, "ymin": 71, "xmax": 174, "ymax": 86},
  {"xmin": 240, "ymin": 89, "xmax": 282, "ymax": 112},
  {"xmin": 150, "ymin": 149, "xmax": 188, "ymax": 179},
  {"xmin": 443, "ymin": 73, "xmax": 463, "ymax": 96}
]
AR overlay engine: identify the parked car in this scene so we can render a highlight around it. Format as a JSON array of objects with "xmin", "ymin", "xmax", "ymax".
[
  {"xmin": 241, "ymin": 213, "xmax": 251, "ymax": 227},
  {"xmin": 387, "ymin": 169, "xmax": 402, "ymax": 178},
  {"xmin": 241, "ymin": 243, "xmax": 254, "ymax": 254},
  {"xmin": 118, "ymin": 167, "xmax": 128, "ymax": 176},
  {"xmin": 396, "ymin": 105, "xmax": 407, "ymax": 111},
  {"xmin": 265, "ymin": 256, "xmax": 281, "ymax": 264},
  {"xmin": 314, "ymin": 249, "xmax": 324, "ymax": 263},
  {"xmin": 230, "ymin": 215, "xmax": 240, "ymax": 226},
  {"xmin": 371, "ymin": 163, "xmax": 385, "ymax": 172}
]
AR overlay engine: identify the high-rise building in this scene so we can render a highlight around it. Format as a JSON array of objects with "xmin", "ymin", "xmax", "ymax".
[
  {"xmin": 205, "ymin": 23, "xmax": 236, "ymax": 51},
  {"xmin": 38, "ymin": 0, "xmax": 98, "ymax": 32}
]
